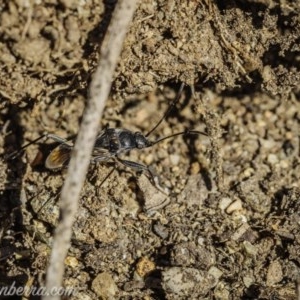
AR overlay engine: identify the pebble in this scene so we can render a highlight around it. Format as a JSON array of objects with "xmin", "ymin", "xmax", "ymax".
[
  {"xmin": 162, "ymin": 267, "xmax": 203, "ymax": 296},
  {"xmin": 267, "ymin": 260, "xmax": 283, "ymax": 286},
  {"xmin": 91, "ymin": 272, "xmax": 118, "ymax": 299},
  {"xmin": 267, "ymin": 153, "xmax": 279, "ymax": 165},
  {"xmin": 243, "ymin": 241, "xmax": 258, "ymax": 256},
  {"xmin": 64, "ymin": 256, "xmax": 79, "ymax": 268},
  {"xmin": 135, "ymin": 257, "xmax": 156, "ymax": 278},
  {"xmin": 137, "ymin": 174, "xmax": 169, "ymax": 212},
  {"xmin": 208, "ymin": 266, "xmax": 223, "ymax": 286},
  {"xmin": 226, "ymin": 199, "xmax": 243, "ymax": 214},
  {"xmin": 219, "ymin": 197, "xmax": 232, "ymax": 212},
  {"xmin": 153, "ymin": 223, "xmax": 169, "ymax": 239},
  {"xmin": 170, "ymin": 154, "xmax": 180, "ymax": 165},
  {"xmin": 243, "ymin": 275, "xmax": 255, "ymax": 288}
]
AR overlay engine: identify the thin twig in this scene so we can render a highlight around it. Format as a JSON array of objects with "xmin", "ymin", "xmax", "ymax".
[{"xmin": 43, "ymin": 1, "xmax": 138, "ymax": 299}]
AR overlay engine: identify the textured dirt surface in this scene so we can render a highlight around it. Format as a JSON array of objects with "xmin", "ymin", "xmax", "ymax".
[{"xmin": 0, "ymin": 0, "xmax": 300, "ymax": 299}]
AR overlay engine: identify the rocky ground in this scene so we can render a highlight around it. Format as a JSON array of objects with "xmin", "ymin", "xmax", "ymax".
[{"xmin": 0, "ymin": 0, "xmax": 299, "ymax": 299}]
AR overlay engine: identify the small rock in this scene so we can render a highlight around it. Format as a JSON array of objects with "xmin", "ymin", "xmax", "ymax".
[
  {"xmin": 153, "ymin": 222, "xmax": 169, "ymax": 239},
  {"xmin": 170, "ymin": 154, "xmax": 180, "ymax": 165},
  {"xmin": 219, "ymin": 197, "xmax": 232, "ymax": 212},
  {"xmin": 190, "ymin": 161, "xmax": 200, "ymax": 175},
  {"xmin": 243, "ymin": 275, "xmax": 255, "ymax": 288},
  {"xmin": 137, "ymin": 175, "xmax": 169, "ymax": 213},
  {"xmin": 91, "ymin": 272, "xmax": 118, "ymax": 299},
  {"xmin": 226, "ymin": 199, "xmax": 243, "ymax": 214},
  {"xmin": 88, "ymin": 216, "xmax": 118, "ymax": 244},
  {"xmin": 267, "ymin": 260, "xmax": 283, "ymax": 286},
  {"xmin": 267, "ymin": 153, "xmax": 279, "ymax": 165},
  {"xmin": 123, "ymin": 280, "xmax": 145, "ymax": 291},
  {"xmin": 232, "ymin": 223, "xmax": 258, "ymax": 243},
  {"xmin": 243, "ymin": 241, "xmax": 258, "ymax": 256},
  {"xmin": 242, "ymin": 167, "xmax": 255, "ymax": 178},
  {"xmin": 207, "ymin": 266, "xmax": 223, "ymax": 287},
  {"xmin": 237, "ymin": 177, "xmax": 270, "ymax": 213},
  {"xmin": 135, "ymin": 257, "xmax": 156, "ymax": 278},
  {"xmin": 231, "ymin": 223, "xmax": 250, "ymax": 242},
  {"xmin": 72, "ymin": 292, "xmax": 93, "ymax": 300},
  {"xmin": 177, "ymin": 174, "xmax": 209, "ymax": 207},
  {"xmin": 64, "ymin": 256, "xmax": 79, "ymax": 268},
  {"xmin": 170, "ymin": 242, "xmax": 215, "ymax": 268},
  {"xmin": 162, "ymin": 267, "xmax": 204, "ymax": 296}
]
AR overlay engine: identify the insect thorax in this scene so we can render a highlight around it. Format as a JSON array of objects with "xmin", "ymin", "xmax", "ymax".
[{"xmin": 95, "ymin": 128, "xmax": 151, "ymax": 154}]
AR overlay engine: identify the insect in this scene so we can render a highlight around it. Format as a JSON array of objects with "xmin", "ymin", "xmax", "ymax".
[{"xmin": 8, "ymin": 83, "xmax": 207, "ymax": 182}]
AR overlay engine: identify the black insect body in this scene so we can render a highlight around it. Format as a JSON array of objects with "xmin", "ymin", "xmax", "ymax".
[
  {"xmin": 46, "ymin": 129, "xmax": 185, "ymax": 183},
  {"xmin": 44, "ymin": 127, "xmax": 157, "ymax": 177},
  {"xmin": 94, "ymin": 128, "xmax": 153, "ymax": 154},
  {"xmin": 8, "ymin": 83, "xmax": 207, "ymax": 182}
]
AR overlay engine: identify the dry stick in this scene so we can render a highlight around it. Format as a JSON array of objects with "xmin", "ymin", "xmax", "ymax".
[{"xmin": 43, "ymin": 1, "xmax": 138, "ymax": 299}]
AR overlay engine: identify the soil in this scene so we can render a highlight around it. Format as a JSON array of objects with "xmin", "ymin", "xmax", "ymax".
[{"xmin": 0, "ymin": 1, "xmax": 300, "ymax": 299}]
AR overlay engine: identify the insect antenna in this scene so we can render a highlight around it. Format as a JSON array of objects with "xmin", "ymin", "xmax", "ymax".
[
  {"xmin": 145, "ymin": 82, "xmax": 185, "ymax": 137},
  {"xmin": 151, "ymin": 129, "xmax": 208, "ymax": 146},
  {"xmin": 4, "ymin": 134, "xmax": 48, "ymax": 160}
]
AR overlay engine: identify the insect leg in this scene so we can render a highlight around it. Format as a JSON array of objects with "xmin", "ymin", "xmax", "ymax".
[
  {"xmin": 4, "ymin": 133, "xmax": 73, "ymax": 161},
  {"xmin": 115, "ymin": 157, "xmax": 157, "ymax": 182},
  {"xmin": 98, "ymin": 166, "xmax": 116, "ymax": 188},
  {"xmin": 4, "ymin": 134, "xmax": 48, "ymax": 160},
  {"xmin": 91, "ymin": 155, "xmax": 111, "ymax": 163},
  {"xmin": 116, "ymin": 157, "xmax": 169, "ymax": 196},
  {"xmin": 47, "ymin": 134, "xmax": 72, "ymax": 146}
]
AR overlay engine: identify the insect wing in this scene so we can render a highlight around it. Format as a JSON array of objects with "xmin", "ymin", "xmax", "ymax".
[
  {"xmin": 45, "ymin": 144, "xmax": 71, "ymax": 170},
  {"xmin": 91, "ymin": 147, "xmax": 112, "ymax": 162}
]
